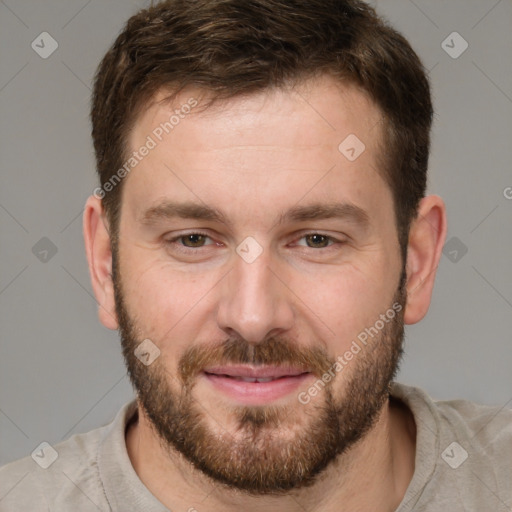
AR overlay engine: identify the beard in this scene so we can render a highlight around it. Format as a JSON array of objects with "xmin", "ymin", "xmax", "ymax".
[{"xmin": 113, "ymin": 250, "xmax": 407, "ymax": 496}]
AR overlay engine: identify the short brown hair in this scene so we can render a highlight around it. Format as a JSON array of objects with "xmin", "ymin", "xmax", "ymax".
[{"xmin": 90, "ymin": 0, "xmax": 433, "ymax": 262}]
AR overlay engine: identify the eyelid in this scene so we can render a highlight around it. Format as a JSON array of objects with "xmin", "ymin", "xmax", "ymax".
[
  {"xmin": 291, "ymin": 231, "xmax": 348, "ymax": 250},
  {"xmin": 164, "ymin": 230, "xmax": 217, "ymax": 247},
  {"xmin": 293, "ymin": 233, "xmax": 335, "ymax": 247}
]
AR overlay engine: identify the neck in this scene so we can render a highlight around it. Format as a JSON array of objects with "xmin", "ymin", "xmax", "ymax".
[{"xmin": 126, "ymin": 396, "xmax": 416, "ymax": 511}]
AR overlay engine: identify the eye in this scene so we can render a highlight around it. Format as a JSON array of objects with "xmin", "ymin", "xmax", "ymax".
[
  {"xmin": 164, "ymin": 231, "xmax": 216, "ymax": 252},
  {"xmin": 295, "ymin": 233, "xmax": 339, "ymax": 249},
  {"xmin": 300, "ymin": 233, "xmax": 334, "ymax": 249},
  {"xmin": 177, "ymin": 233, "xmax": 211, "ymax": 248}
]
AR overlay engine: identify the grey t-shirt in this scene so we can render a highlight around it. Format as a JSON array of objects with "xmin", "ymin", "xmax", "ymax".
[{"xmin": 0, "ymin": 382, "xmax": 510, "ymax": 511}]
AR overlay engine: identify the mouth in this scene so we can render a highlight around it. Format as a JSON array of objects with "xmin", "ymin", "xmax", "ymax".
[{"xmin": 201, "ymin": 365, "xmax": 313, "ymax": 404}]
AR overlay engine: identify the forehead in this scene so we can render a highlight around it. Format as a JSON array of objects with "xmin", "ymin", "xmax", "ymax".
[
  {"xmin": 123, "ymin": 76, "xmax": 391, "ymax": 228},
  {"xmin": 136, "ymin": 77, "xmax": 383, "ymax": 153}
]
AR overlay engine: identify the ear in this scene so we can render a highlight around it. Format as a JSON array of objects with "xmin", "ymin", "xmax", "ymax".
[
  {"xmin": 403, "ymin": 194, "xmax": 447, "ymax": 325},
  {"xmin": 83, "ymin": 195, "xmax": 119, "ymax": 330}
]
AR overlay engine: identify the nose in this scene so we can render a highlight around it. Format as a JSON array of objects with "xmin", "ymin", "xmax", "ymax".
[{"xmin": 216, "ymin": 247, "xmax": 294, "ymax": 343}]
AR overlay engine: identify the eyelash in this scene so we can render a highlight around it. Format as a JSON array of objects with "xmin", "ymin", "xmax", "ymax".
[{"xmin": 164, "ymin": 231, "xmax": 343, "ymax": 254}]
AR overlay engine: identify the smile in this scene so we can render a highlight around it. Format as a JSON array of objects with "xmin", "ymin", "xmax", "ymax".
[{"xmin": 201, "ymin": 365, "xmax": 313, "ymax": 404}]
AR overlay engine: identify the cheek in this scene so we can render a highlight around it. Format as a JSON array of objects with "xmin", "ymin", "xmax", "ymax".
[
  {"xmin": 291, "ymin": 262, "xmax": 395, "ymax": 349},
  {"xmin": 119, "ymin": 249, "xmax": 220, "ymax": 340}
]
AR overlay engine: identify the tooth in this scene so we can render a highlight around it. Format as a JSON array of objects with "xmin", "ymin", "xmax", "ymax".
[
  {"xmin": 233, "ymin": 376, "xmax": 277, "ymax": 383},
  {"xmin": 210, "ymin": 372, "xmax": 303, "ymax": 382},
  {"xmin": 238, "ymin": 377, "xmax": 257, "ymax": 382}
]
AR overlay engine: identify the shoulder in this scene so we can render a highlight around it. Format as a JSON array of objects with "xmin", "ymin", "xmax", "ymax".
[
  {"xmin": 0, "ymin": 401, "xmax": 135, "ymax": 511},
  {"xmin": 392, "ymin": 381, "xmax": 512, "ymax": 448},
  {"xmin": 392, "ymin": 382, "xmax": 512, "ymax": 510},
  {"xmin": 432, "ymin": 394, "xmax": 512, "ymax": 459},
  {"xmin": 429, "ymin": 393, "xmax": 512, "ymax": 510}
]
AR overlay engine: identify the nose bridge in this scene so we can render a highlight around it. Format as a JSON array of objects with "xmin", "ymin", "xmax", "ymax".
[{"xmin": 216, "ymin": 247, "xmax": 293, "ymax": 342}]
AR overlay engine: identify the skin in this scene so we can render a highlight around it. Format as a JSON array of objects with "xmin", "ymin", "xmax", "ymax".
[{"xmin": 83, "ymin": 75, "xmax": 447, "ymax": 511}]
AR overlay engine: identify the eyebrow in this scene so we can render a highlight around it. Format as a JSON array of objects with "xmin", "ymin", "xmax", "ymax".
[{"xmin": 139, "ymin": 200, "xmax": 370, "ymax": 230}]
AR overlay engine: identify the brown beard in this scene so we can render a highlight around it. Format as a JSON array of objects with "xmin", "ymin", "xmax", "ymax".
[{"xmin": 113, "ymin": 249, "xmax": 406, "ymax": 496}]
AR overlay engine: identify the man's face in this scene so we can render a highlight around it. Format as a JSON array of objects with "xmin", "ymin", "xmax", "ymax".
[{"xmin": 112, "ymin": 77, "xmax": 406, "ymax": 494}]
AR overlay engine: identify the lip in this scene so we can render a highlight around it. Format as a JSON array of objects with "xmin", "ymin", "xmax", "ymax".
[
  {"xmin": 202, "ymin": 365, "xmax": 310, "ymax": 379},
  {"xmin": 201, "ymin": 366, "xmax": 313, "ymax": 405}
]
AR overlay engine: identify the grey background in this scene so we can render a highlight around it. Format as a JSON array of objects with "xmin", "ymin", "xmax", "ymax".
[{"xmin": 0, "ymin": 0, "xmax": 511, "ymax": 465}]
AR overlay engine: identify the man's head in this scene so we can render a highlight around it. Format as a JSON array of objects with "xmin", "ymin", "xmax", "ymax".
[{"xmin": 84, "ymin": 0, "xmax": 446, "ymax": 496}]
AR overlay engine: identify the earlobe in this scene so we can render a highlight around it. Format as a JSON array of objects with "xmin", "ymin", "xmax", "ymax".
[
  {"xmin": 83, "ymin": 195, "xmax": 119, "ymax": 330},
  {"xmin": 403, "ymin": 195, "xmax": 447, "ymax": 325}
]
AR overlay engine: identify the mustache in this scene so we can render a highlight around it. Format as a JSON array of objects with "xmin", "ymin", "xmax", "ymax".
[{"xmin": 178, "ymin": 336, "xmax": 335, "ymax": 387}]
